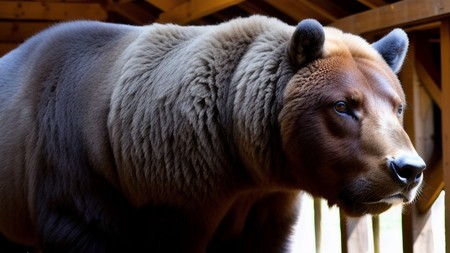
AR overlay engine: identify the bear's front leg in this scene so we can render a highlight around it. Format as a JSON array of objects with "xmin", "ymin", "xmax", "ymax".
[
  {"xmin": 34, "ymin": 169, "xmax": 140, "ymax": 253},
  {"xmin": 209, "ymin": 191, "xmax": 300, "ymax": 253},
  {"xmin": 36, "ymin": 203, "xmax": 133, "ymax": 253},
  {"xmin": 239, "ymin": 192, "xmax": 300, "ymax": 253}
]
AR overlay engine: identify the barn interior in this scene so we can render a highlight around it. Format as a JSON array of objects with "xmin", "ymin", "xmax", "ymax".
[{"xmin": 0, "ymin": 0, "xmax": 449, "ymax": 252}]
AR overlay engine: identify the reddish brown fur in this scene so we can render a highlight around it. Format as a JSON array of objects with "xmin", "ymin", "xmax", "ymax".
[{"xmin": 280, "ymin": 54, "xmax": 418, "ymax": 216}]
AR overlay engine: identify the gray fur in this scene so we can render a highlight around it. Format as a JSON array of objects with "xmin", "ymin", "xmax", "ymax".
[
  {"xmin": 0, "ymin": 16, "xmax": 299, "ymax": 252},
  {"xmin": 288, "ymin": 19, "xmax": 325, "ymax": 67},
  {"xmin": 107, "ymin": 17, "xmax": 295, "ymax": 205},
  {"xmin": 371, "ymin": 28, "xmax": 409, "ymax": 73}
]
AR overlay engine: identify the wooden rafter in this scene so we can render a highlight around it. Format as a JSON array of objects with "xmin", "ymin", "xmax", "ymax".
[
  {"xmin": 156, "ymin": 0, "xmax": 244, "ymax": 24},
  {"xmin": 404, "ymin": 21, "xmax": 441, "ymax": 32},
  {"xmin": 357, "ymin": 0, "xmax": 388, "ymax": 9},
  {"xmin": 0, "ymin": 1, "xmax": 107, "ymax": 21},
  {"xmin": 298, "ymin": 0, "xmax": 339, "ymax": 22},
  {"xmin": 264, "ymin": 0, "xmax": 312, "ymax": 22},
  {"xmin": 331, "ymin": 0, "xmax": 450, "ymax": 34},
  {"xmin": 146, "ymin": 0, "xmax": 186, "ymax": 12}
]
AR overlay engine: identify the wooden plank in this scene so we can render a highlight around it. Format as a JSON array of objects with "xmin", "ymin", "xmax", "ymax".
[
  {"xmin": 146, "ymin": 0, "xmax": 186, "ymax": 12},
  {"xmin": 357, "ymin": 0, "xmax": 388, "ymax": 9},
  {"xmin": 331, "ymin": 0, "xmax": 450, "ymax": 34},
  {"xmin": 340, "ymin": 214, "xmax": 373, "ymax": 253},
  {"xmin": 156, "ymin": 0, "xmax": 244, "ymax": 24},
  {"xmin": 440, "ymin": 18, "xmax": 450, "ymax": 253},
  {"xmin": 0, "ymin": 22, "xmax": 52, "ymax": 42},
  {"xmin": 0, "ymin": 1, "xmax": 107, "ymax": 21}
]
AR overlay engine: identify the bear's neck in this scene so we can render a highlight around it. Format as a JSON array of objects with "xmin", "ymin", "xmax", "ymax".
[
  {"xmin": 227, "ymin": 42, "xmax": 295, "ymax": 188},
  {"xmin": 108, "ymin": 24, "xmax": 296, "ymax": 206}
]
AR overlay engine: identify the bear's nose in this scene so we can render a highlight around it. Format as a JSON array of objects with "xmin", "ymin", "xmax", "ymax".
[{"xmin": 390, "ymin": 155, "xmax": 426, "ymax": 185}]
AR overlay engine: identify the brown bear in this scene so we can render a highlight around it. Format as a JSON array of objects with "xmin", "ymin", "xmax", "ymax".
[{"xmin": 0, "ymin": 16, "xmax": 425, "ymax": 252}]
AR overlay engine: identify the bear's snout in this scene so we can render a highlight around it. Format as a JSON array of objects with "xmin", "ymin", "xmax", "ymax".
[{"xmin": 389, "ymin": 154, "xmax": 426, "ymax": 185}]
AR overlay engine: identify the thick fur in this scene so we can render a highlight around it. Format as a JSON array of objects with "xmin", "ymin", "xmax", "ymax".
[{"xmin": 0, "ymin": 16, "xmax": 424, "ymax": 252}]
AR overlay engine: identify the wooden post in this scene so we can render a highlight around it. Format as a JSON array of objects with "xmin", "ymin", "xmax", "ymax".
[
  {"xmin": 441, "ymin": 18, "xmax": 450, "ymax": 253},
  {"xmin": 314, "ymin": 198, "xmax": 322, "ymax": 253},
  {"xmin": 372, "ymin": 216, "xmax": 380, "ymax": 253},
  {"xmin": 340, "ymin": 213, "xmax": 373, "ymax": 253}
]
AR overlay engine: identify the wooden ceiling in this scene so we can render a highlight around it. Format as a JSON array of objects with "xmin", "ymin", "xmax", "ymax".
[{"xmin": 0, "ymin": 0, "xmax": 404, "ymax": 56}]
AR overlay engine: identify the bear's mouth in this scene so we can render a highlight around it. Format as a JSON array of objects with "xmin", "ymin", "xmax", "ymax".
[
  {"xmin": 361, "ymin": 193, "xmax": 408, "ymax": 205},
  {"xmin": 335, "ymin": 192, "xmax": 398, "ymax": 216},
  {"xmin": 336, "ymin": 199, "xmax": 392, "ymax": 217}
]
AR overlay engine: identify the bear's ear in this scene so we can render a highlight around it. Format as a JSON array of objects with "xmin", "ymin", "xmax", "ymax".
[
  {"xmin": 371, "ymin": 29, "xmax": 409, "ymax": 74},
  {"xmin": 288, "ymin": 19, "xmax": 325, "ymax": 68}
]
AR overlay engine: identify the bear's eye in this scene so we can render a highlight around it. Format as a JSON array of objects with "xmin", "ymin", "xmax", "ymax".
[
  {"xmin": 397, "ymin": 104, "xmax": 404, "ymax": 115},
  {"xmin": 333, "ymin": 101, "xmax": 358, "ymax": 120},
  {"xmin": 334, "ymin": 101, "xmax": 349, "ymax": 114}
]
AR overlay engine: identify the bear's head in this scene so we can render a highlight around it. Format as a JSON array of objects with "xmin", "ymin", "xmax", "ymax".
[{"xmin": 280, "ymin": 20, "xmax": 426, "ymax": 216}]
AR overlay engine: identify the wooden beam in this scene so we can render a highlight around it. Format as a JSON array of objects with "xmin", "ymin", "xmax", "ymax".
[
  {"xmin": 156, "ymin": 0, "xmax": 244, "ymax": 24},
  {"xmin": 0, "ymin": 1, "xmax": 107, "ymax": 21},
  {"xmin": 440, "ymin": 18, "xmax": 450, "ymax": 253},
  {"xmin": 146, "ymin": 0, "xmax": 186, "ymax": 12},
  {"xmin": 298, "ymin": 0, "xmax": 339, "ymax": 22},
  {"xmin": 264, "ymin": 0, "xmax": 313, "ymax": 23},
  {"xmin": 0, "ymin": 22, "xmax": 52, "ymax": 42},
  {"xmin": 404, "ymin": 21, "xmax": 441, "ymax": 33},
  {"xmin": 331, "ymin": 0, "xmax": 450, "ymax": 34},
  {"xmin": 357, "ymin": 0, "xmax": 388, "ymax": 9},
  {"xmin": 239, "ymin": 0, "xmax": 296, "ymax": 25}
]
